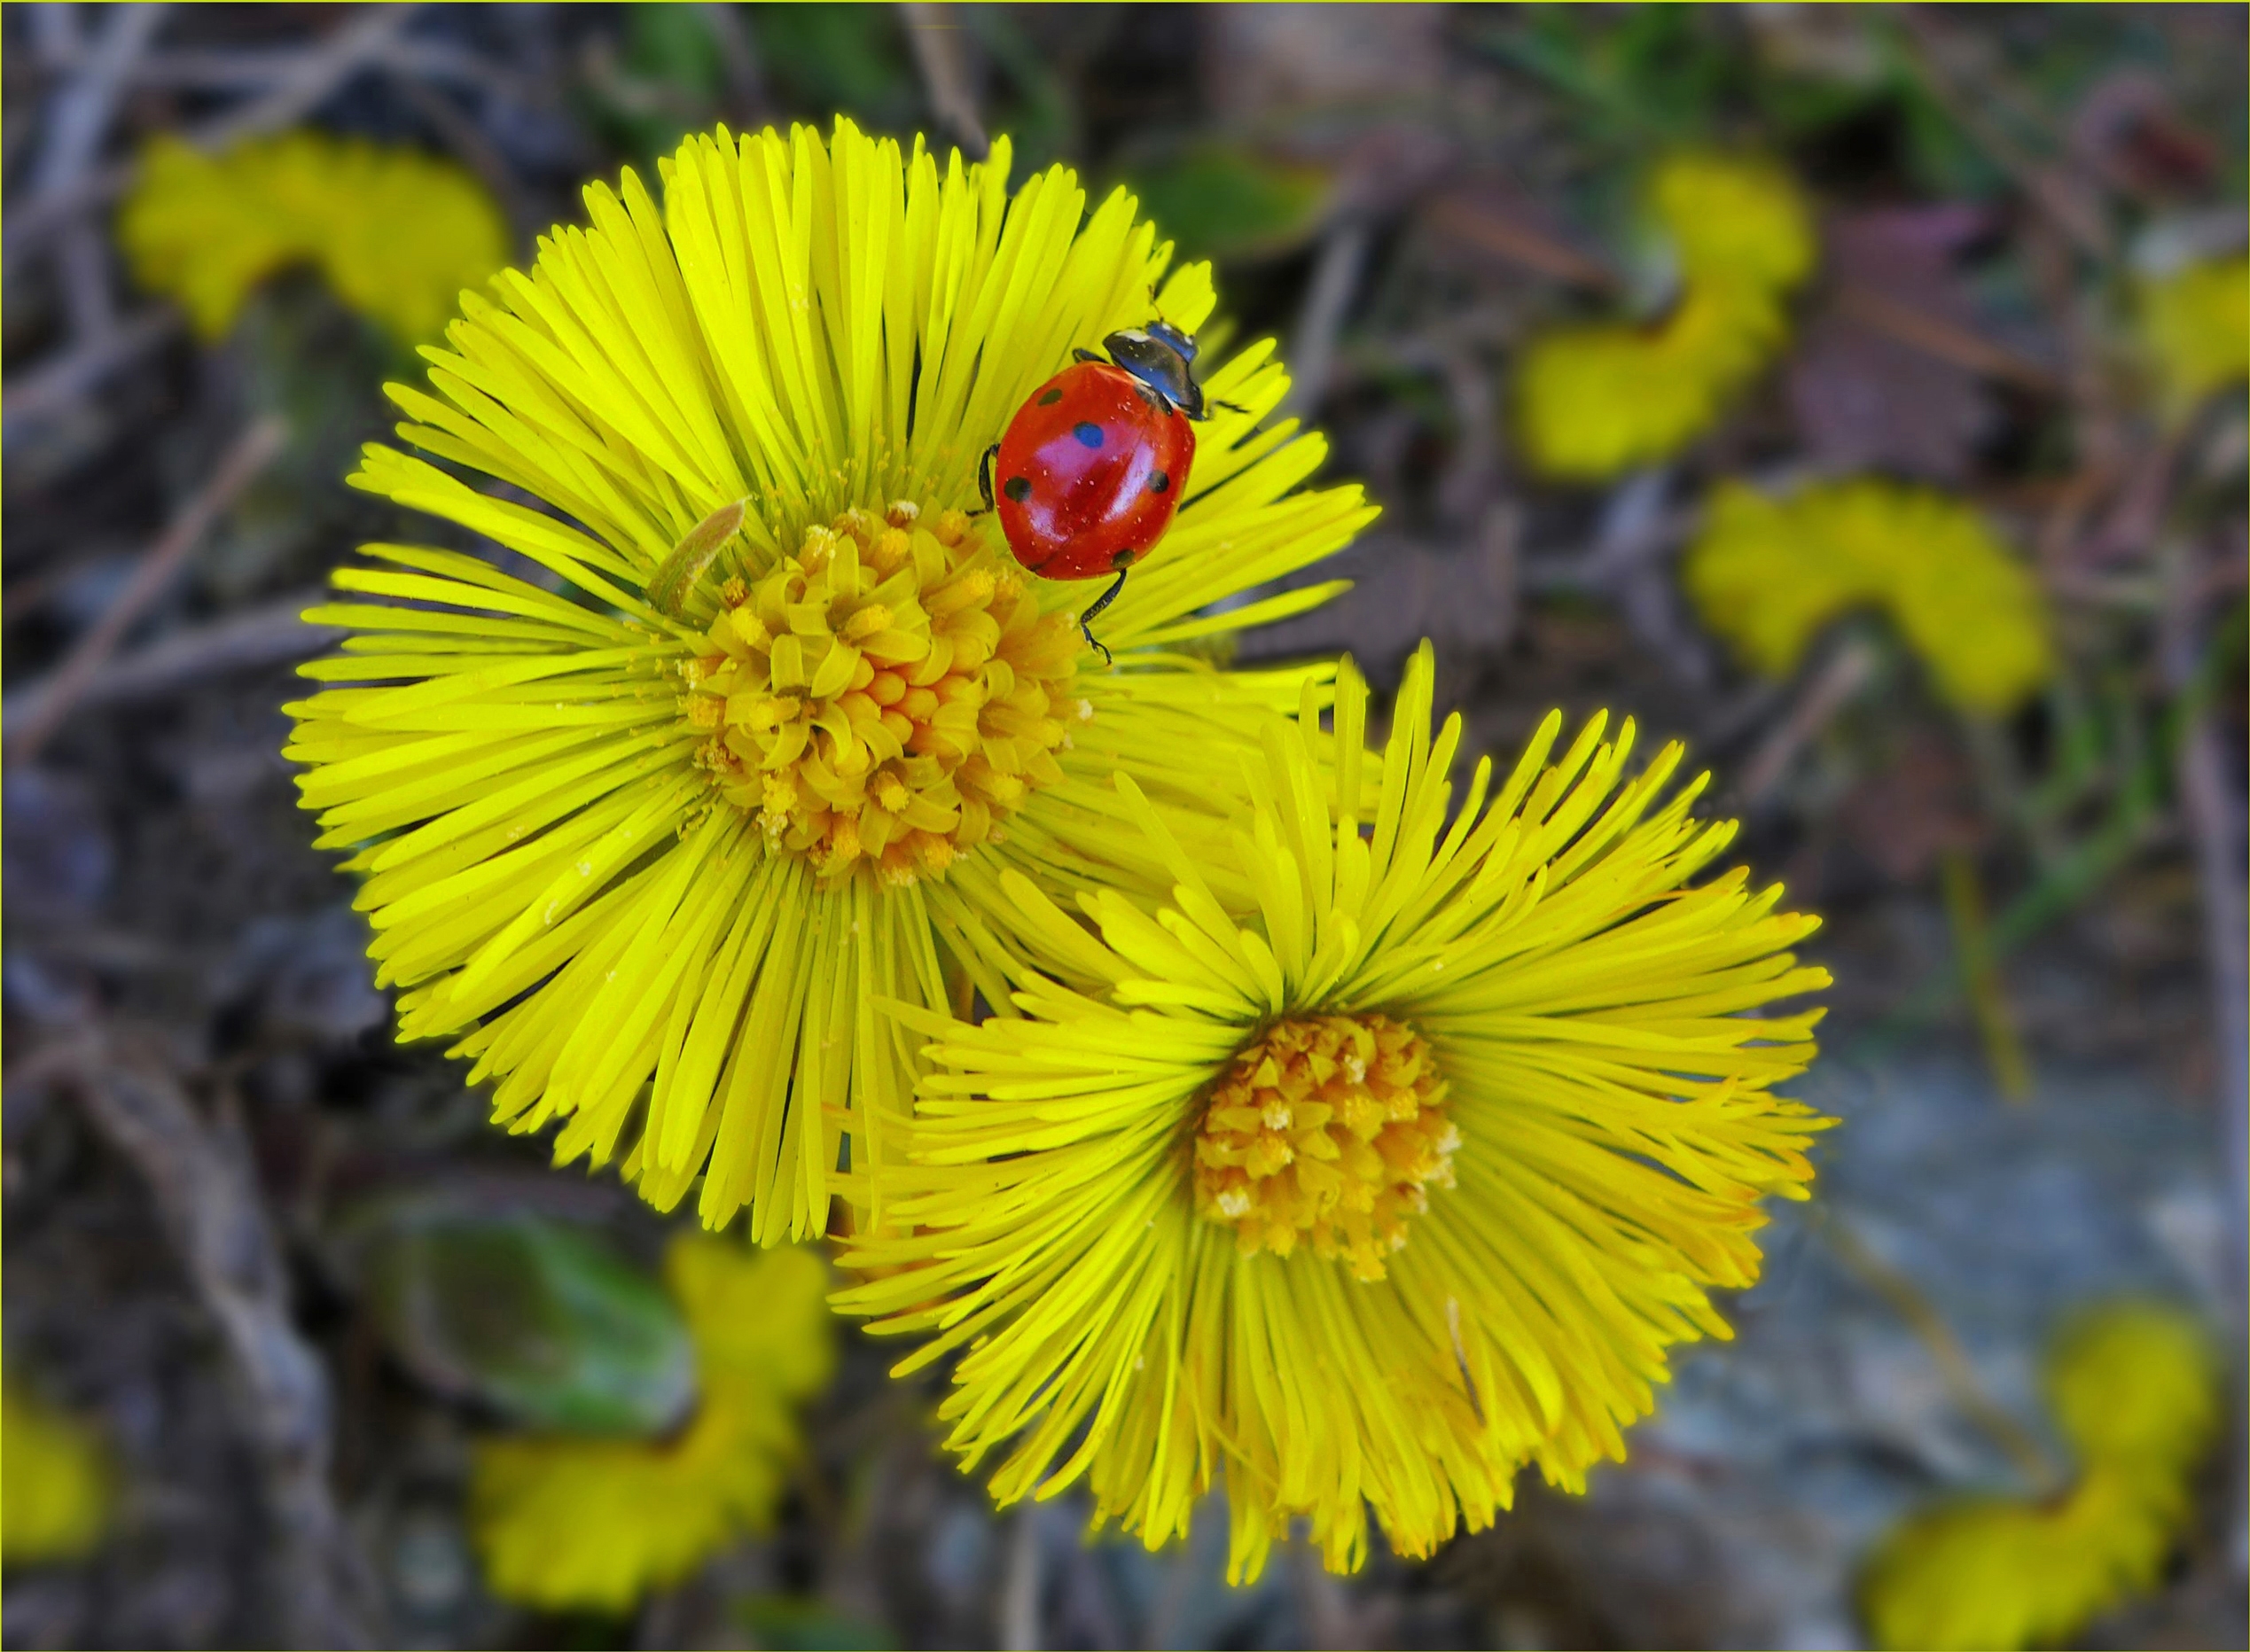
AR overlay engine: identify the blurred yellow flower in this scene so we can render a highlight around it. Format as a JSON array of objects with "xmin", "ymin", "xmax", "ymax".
[
  {"xmin": 469, "ymin": 1236, "xmax": 834, "ymax": 1612},
  {"xmin": 1516, "ymin": 154, "xmax": 1814, "ymax": 479},
  {"xmin": 283, "ymin": 121, "xmax": 1372, "ymax": 1242},
  {"xmin": 842, "ymin": 646, "xmax": 1830, "ymax": 1581},
  {"xmin": 2139, "ymin": 252, "xmax": 2249, "ymax": 417},
  {"xmin": 2045, "ymin": 1299, "xmax": 2219, "ymax": 1469},
  {"xmin": 1860, "ymin": 1302, "xmax": 2219, "ymax": 1651},
  {"xmin": 1657, "ymin": 152, "xmax": 1819, "ymax": 293},
  {"xmin": 2, "ymin": 1374, "xmax": 113, "ymax": 1567},
  {"xmin": 118, "ymin": 130, "xmax": 509, "ymax": 340},
  {"xmin": 1684, "ymin": 478, "xmax": 2054, "ymax": 714}
]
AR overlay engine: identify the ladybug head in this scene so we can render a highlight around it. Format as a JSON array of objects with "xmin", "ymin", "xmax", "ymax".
[
  {"xmin": 1145, "ymin": 319, "xmax": 1198, "ymax": 363},
  {"xmin": 1103, "ymin": 320, "xmax": 1205, "ymax": 419}
]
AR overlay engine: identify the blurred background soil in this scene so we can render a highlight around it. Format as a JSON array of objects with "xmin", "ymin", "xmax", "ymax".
[{"xmin": 3, "ymin": 5, "xmax": 2245, "ymax": 1648}]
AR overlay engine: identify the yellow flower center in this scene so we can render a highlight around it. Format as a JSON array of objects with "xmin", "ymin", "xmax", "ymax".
[
  {"xmin": 681, "ymin": 503, "xmax": 1083, "ymax": 885},
  {"xmin": 1192, "ymin": 1013, "xmax": 1458, "ymax": 1282}
]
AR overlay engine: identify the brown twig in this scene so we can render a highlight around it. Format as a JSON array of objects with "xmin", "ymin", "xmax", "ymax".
[
  {"xmin": 5, "ymin": 417, "xmax": 288, "ymax": 765},
  {"xmin": 0, "ymin": 306, "xmax": 180, "ymax": 439},
  {"xmin": 26, "ymin": 4, "xmax": 164, "ymax": 350},
  {"xmin": 1833, "ymin": 282, "xmax": 2064, "ymax": 396},
  {"xmin": 899, "ymin": 4, "xmax": 988, "ymax": 160},
  {"xmin": 1583, "ymin": 468, "xmax": 1715, "ymax": 690},
  {"xmin": 998, "ymin": 1503, "xmax": 1041, "ymax": 1652},
  {"xmin": 1741, "ymin": 635, "xmax": 1879, "ymax": 806},
  {"xmin": 697, "ymin": 2, "xmax": 770, "ymax": 123},
  {"xmin": 28, "ymin": 5, "xmax": 165, "ymax": 199},
  {"xmin": 193, "ymin": 4, "xmax": 421, "ymax": 152},
  {"xmin": 63, "ymin": 1028, "xmax": 386, "ymax": 1647},
  {"xmin": 1284, "ymin": 218, "xmax": 1371, "ymax": 418},
  {"xmin": 388, "ymin": 72, "xmax": 534, "ymax": 242},
  {"xmin": 4, "ymin": 586, "xmax": 339, "ymax": 732},
  {"xmin": 2160, "ymin": 543, "xmax": 2249, "ymax": 1329},
  {"xmin": 1814, "ymin": 1208, "xmax": 2065, "ymax": 1494},
  {"xmin": 1478, "ymin": 500, "xmax": 1521, "ymax": 655},
  {"xmin": 2176, "ymin": 713, "xmax": 2244, "ymax": 1272},
  {"xmin": 1423, "ymin": 189, "xmax": 1620, "ymax": 292},
  {"xmin": 3, "ymin": 6, "xmax": 425, "ymax": 277},
  {"xmin": 35, "ymin": 35, "xmax": 521, "ymax": 97}
]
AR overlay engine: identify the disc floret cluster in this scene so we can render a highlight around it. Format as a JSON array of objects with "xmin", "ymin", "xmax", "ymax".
[{"xmin": 682, "ymin": 503, "xmax": 1083, "ymax": 885}]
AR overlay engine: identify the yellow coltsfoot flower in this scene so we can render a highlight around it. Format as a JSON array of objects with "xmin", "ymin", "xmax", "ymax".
[
  {"xmin": 118, "ymin": 130, "xmax": 509, "ymax": 341},
  {"xmin": 2, "ymin": 1373, "xmax": 113, "ymax": 1567},
  {"xmin": 284, "ymin": 121, "xmax": 1376, "ymax": 1240},
  {"xmin": 1859, "ymin": 1302, "xmax": 2220, "ymax": 1651},
  {"xmin": 1515, "ymin": 152, "xmax": 1815, "ymax": 480},
  {"xmin": 840, "ymin": 643, "xmax": 1832, "ymax": 1581},
  {"xmin": 469, "ymin": 1237, "xmax": 833, "ymax": 1613},
  {"xmin": 2138, "ymin": 250, "xmax": 2249, "ymax": 418},
  {"xmin": 1684, "ymin": 477, "xmax": 2054, "ymax": 715}
]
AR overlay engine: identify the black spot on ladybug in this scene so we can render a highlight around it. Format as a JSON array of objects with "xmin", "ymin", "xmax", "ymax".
[
  {"xmin": 1112, "ymin": 548, "xmax": 1136, "ymax": 569},
  {"xmin": 1037, "ymin": 388, "xmax": 1063, "ymax": 406},
  {"xmin": 1149, "ymin": 471, "xmax": 1170, "ymax": 494},
  {"xmin": 1073, "ymin": 422, "xmax": 1104, "ymax": 448},
  {"xmin": 1003, "ymin": 475, "xmax": 1032, "ymax": 503}
]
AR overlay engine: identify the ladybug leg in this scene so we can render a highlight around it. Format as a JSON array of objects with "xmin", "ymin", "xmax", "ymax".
[
  {"xmin": 1210, "ymin": 398, "xmax": 1253, "ymax": 417},
  {"xmin": 1076, "ymin": 567, "xmax": 1128, "ymax": 666},
  {"xmin": 973, "ymin": 442, "xmax": 998, "ymax": 515},
  {"xmin": 1073, "ymin": 347, "xmax": 1105, "ymax": 364}
]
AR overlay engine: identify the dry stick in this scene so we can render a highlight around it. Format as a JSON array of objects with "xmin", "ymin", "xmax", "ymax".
[
  {"xmin": 69, "ymin": 1032, "xmax": 386, "ymax": 1648},
  {"xmin": 29, "ymin": 5, "xmax": 166, "ymax": 198},
  {"xmin": 194, "ymin": 4, "xmax": 421, "ymax": 151},
  {"xmin": 2179, "ymin": 690, "xmax": 2250, "ymax": 1584},
  {"xmin": 50, "ymin": 35, "xmax": 520, "ymax": 96},
  {"xmin": 1284, "ymin": 218, "xmax": 1372, "ymax": 419},
  {"xmin": 31, "ymin": 4, "xmax": 166, "ymax": 347},
  {"xmin": 899, "ymin": 4, "xmax": 988, "ymax": 160},
  {"xmin": 1833, "ymin": 283, "xmax": 2064, "ymax": 397},
  {"xmin": 1740, "ymin": 635, "xmax": 1879, "ymax": 807},
  {"xmin": 2179, "ymin": 713, "xmax": 2247, "ymax": 1287},
  {"xmin": 4, "ymin": 586, "xmax": 338, "ymax": 731},
  {"xmin": 2, "ymin": 9, "xmax": 426, "ymax": 443},
  {"xmin": 0, "ymin": 306, "xmax": 179, "ymax": 432},
  {"xmin": 2160, "ymin": 537, "xmax": 2249, "ymax": 1329},
  {"xmin": 1582, "ymin": 467, "xmax": 1715, "ymax": 690},
  {"xmin": 4, "ymin": 417, "xmax": 287, "ymax": 765},
  {"xmin": 1423, "ymin": 190, "xmax": 1620, "ymax": 291},
  {"xmin": 1813, "ymin": 1209, "xmax": 2064, "ymax": 1494},
  {"xmin": 1479, "ymin": 499, "xmax": 1522, "ymax": 656},
  {"xmin": 2, "ymin": 5, "xmax": 423, "ymax": 276},
  {"xmin": 698, "ymin": 1, "xmax": 770, "ymax": 122},
  {"xmin": 998, "ymin": 1503, "xmax": 1042, "ymax": 1652},
  {"xmin": 388, "ymin": 71, "xmax": 535, "ymax": 241}
]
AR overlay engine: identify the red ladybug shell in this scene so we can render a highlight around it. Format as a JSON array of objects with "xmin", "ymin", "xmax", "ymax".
[{"xmin": 993, "ymin": 362, "xmax": 1195, "ymax": 581}]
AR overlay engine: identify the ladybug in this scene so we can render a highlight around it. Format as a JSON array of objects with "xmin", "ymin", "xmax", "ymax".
[{"xmin": 980, "ymin": 320, "xmax": 1233, "ymax": 663}]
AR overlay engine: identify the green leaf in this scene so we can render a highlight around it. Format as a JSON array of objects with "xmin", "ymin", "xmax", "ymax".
[
  {"xmin": 1126, "ymin": 146, "xmax": 1334, "ymax": 265},
  {"xmin": 363, "ymin": 1214, "xmax": 697, "ymax": 1436}
]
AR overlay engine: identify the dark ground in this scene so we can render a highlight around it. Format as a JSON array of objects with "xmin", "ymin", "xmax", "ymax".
[{"xmin": 4, "ymin": 6, "xmax": 2246, "ymax": 1648}]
